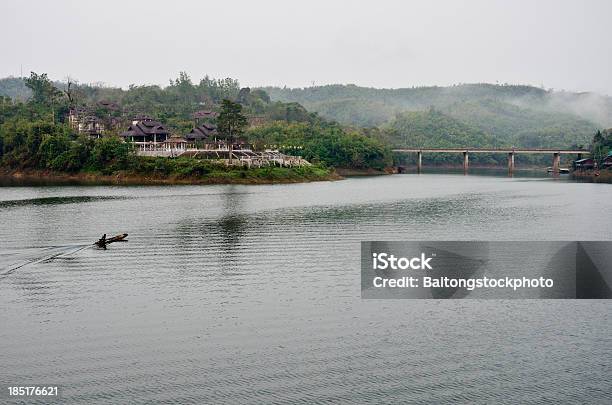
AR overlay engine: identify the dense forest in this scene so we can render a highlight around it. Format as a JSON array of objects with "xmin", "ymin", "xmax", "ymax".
[
  {"xmin": 1, "ymin": 75, "xmax": 610, "ymax": 173},
  {"xmin": 0, "ymin": 73, "xmax": 391, "ymax": 175},
  {"xmin": 264, "ymin": 83, "xmax": 612, "ymax": 127},
  {"xmin": 264, "ymin": 84, "xmax": 611, "ymax": 152},
  {"xmin": 0, "ymin": 74, "xmax": 322, "ymax": 133},
  {"xmin": 592, "ymin": 129, "xmax": 612, "ymax": 162}
]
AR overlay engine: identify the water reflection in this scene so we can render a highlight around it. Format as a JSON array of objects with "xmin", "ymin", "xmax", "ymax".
[
  {"xmin": 1, "ymin": 175, "xmax": 611, "ymax": 404},
  {"xmin": 216, "ymin": 186, "xmax": 249, "ymax": 271},
  {"xmin": 173, "ymin": 186, "xmax": 249, "ymax": 276},
  {"xmin": 0, "ymin": 195, "xmax": 125, "ymax": 209}
]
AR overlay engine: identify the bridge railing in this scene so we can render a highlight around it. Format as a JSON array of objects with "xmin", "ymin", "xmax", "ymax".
[
  {"xmin": 392, "ymin": 148, "xmax": 590, "ymax": 154},
  {"xmin": 392, "ymin": 147, "xmax": 589, "ymax": 175}
]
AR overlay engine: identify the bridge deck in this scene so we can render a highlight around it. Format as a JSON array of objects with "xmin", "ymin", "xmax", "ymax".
[{"xmin": 392, "ymin": 148, "xmax": 589, "ymax": 154}]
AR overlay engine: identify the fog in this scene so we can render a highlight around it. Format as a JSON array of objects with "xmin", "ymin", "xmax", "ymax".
[
  {"xmin": 1, "ymin": 0, "xmax": 611, "ymax": 95},
  {"xmin": 533, "ymin": 92, "xmax": 612, "ymax": 127}
]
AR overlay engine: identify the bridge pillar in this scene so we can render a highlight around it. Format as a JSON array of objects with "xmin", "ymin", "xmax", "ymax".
[
  {"xmin": 417, "ymin": 151, "xmax": 422, "ymax": 173},
  {"xmin": 508, "ymin": 152, "xmax": 515, "ymax": 176},
  {"xmin": 552, "ymin": 152, "xmax": 560, "ymax": 175},
  {"xmin": 463, "ymin": 151, "xmax": 469, "ymax": 174}
]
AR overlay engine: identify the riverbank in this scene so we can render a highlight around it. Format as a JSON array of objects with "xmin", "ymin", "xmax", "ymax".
[
  {"xmin": 334, "ymin": 167, "xmax": 392, "ymax": 176},
  {"xmin": 0, "ymin": 165, "xmax": 341, "ymax": 186},
  {"xmin": 570, "ymin": 170, "xmax": 612, "ymax": 183}
]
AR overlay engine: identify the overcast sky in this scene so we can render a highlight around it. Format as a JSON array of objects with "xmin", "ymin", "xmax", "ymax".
[{"xmin": 1, "ymin": 0, "xmax": 611, "ymax": 94}]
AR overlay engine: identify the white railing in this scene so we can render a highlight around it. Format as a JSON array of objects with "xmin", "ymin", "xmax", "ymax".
[{"xmin": 134, "ymin": 143, "xmax": 310, "ymax": 167}]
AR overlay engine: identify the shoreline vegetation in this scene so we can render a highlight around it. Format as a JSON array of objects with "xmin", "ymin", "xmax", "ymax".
[
  {"xmin": 0, "ymin": 73, "xmax": 393, "ymax": 185},
  {"xmin": 570, "ymin": 170, "xmax": 612, "ymax": 183},
  {"xmin": 1, "ymin": 72, "xmax": 611, "ymax": 186},
  {"xmin": 2, "ymin": 164, "xmax": 592, "ymax": 187},
  {"xmin": 0, "ymin": 163, "xmax": 340, "ymax": 186}
]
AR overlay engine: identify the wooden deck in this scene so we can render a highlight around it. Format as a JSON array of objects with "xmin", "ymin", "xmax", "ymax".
[{"xmin": 136, "ymin": 147, "xmax": 311, "ymax": 167}]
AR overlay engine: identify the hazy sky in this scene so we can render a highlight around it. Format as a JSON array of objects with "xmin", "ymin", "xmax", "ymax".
[{"xmin": 1, "ymin": 0, "xmax": 611, "ymax": 94}]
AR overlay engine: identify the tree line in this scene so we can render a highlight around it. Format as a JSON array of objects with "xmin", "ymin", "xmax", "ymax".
[{"xmin": 0, "ymin": 72, "xmax": 393, "ymax": 173}]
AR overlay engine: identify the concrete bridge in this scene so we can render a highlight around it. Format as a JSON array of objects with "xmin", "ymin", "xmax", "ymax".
[{"xmin": 392, "ymin": 148, "xmax": 590, "ymax": 175}]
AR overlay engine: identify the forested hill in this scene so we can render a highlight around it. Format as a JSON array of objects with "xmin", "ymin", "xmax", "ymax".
[
  {"xmin": 0, "ymin": 77, "xmax": 30, "ymax": 100},
  {"xmin": 385, "ymin": 109, "xmax": 496, "ymax": 148},
  {"xmin": 263, "ymin": 83, "xmax": 611, "ymax": 147},
  {"xmin": 264, "ymin": 83, "xmax": 612, "ymax": 126},
  {"xmin": 1, "ymin": 75, "xmax": 606, "ymax": 155},
  {"xmin": 384, "ymin": 108, "xmax": 594, "ymax": 150}
]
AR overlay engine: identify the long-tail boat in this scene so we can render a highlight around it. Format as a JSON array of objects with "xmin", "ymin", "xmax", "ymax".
[{"xmin": 95, "ymin": 233, "xmax": 128, "ymax": 248}]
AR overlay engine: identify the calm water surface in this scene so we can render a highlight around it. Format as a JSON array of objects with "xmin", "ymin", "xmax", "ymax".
[{"xmin": 1, "ymin": 173, "xmax": 611, "ymax": 404}]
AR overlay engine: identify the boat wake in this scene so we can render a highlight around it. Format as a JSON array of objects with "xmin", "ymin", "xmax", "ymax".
[{"xmin": 0, "ymin": 244, "xmax": 91, "ymax": 277}]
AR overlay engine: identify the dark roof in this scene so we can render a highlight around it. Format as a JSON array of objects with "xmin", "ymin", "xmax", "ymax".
[
  {"xmin": 84, "ymin": 115, "xmax": 102, "ymax": 123},
  {"xmin": 132, "ymin": 114, "xmax": 154, "ymax": 121},
  {"xmin": 98, "ymin": 100, "xmax": 120, "ymax": 110},
  {"xmin": 121, "ymin": 118, "xmax": 169, "ymax": 137},
  {"xmin": 192, "ymin": 110, "xmax": 218, "ymax": 119},
  {"xmin": 69, "ymin": 107, "xmax": 89, "ymax": 115},
  {"xmin": 185, "ymin": 123, "xmax": 217, "ymax": 140},
  {"xmin": 575, "ymin": 158, "xmax": 594, "ymax": 163}
]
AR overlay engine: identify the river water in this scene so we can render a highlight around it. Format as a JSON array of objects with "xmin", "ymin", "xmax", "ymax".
[{"xmin": 1, "ymin": 173, "xmax": 611, "ymax": 404}]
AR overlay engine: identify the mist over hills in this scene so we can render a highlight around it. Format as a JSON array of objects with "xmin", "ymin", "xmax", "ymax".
[
  {"xmin": 264, "ymin": 83, "xmax": 612, "ymax": 126},
  {"xmin": 2, "ymin": 76, "xmax": 609, "ymax": 152},
  {"xmin": 0, "ymin": 77, "xmax": 30, "ymax": 100},
  {"xmin": 264, "ymin": 83, "xmax": 611, "ymax": 148}
]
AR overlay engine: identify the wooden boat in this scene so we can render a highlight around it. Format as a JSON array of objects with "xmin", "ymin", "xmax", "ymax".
[
  {"xmin": 95, "ymin": 233, "xmax": 128, "ymax": 248},
  {"xmin": 547, "ymin": 167, "xmax": 570, "ymax": 174}
]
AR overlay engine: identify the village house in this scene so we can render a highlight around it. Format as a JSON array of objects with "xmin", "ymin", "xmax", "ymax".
[
  {"xmin": 80, "ymin": 116, "xmax": 106, "ymax": 138},
  {"xmin": 120, "ymin": 116, "xmax": 170, "ymax": 146},
  {"xmin": 67, "ymin": 107, "xmax": 106, "ymax": 138},
  {"xmin": 67, "ymin": 107, "xmax": 86, "ymax": 129},
  {"xmin": 67, "ymin": 100, "xmax": 123, "ymax": 138},
  {"xmin": 185, "ymin": 122, "xmax": 218, "ymax": 142},
  {"xmin": 184, "ymin": 123, "xmax": 250, "ymax": 150},
  {"xmin": 192, "ymin": 110, "xmax": 218, "ymax": 123},
  {"xmin": 602, "ymin": 153, "xmax": 612, "ymax": 169},
  {"xmin": 574, "ymin": 158, "xmax": 595, "ymax": 170},
  {"xmin": 97, "ymin": 100, "xmax": 121, "ymax": 112}
]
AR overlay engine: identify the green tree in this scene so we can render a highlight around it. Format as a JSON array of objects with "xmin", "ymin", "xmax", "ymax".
[
  {"xmin": 38, "ymin": 134, "xmax": 70, "ymax": 168},
  {"xmin": 169, "ymin": 71, "xmax": 196, "ymax": 106},
  {"xmin": 23, "ymin": 72, "xmax": 64, "ymax": 124},
  {"xmin": 217, "ymin": 99, "xmax": 248, "ymax": 163},
  {"xmin": 88, "ymin": 136, "xmax": 133, "ymax": 173},
  {"xmin": 591, "ymin": 129, "xmax": 612, "ymax": 163},
  {"xmin": 246, "ymin": 121, "xmax": 392, "ymax": 169},
  {"xmin": 24, "ymin": 72, "xmax": 61, "ymax": 105}
]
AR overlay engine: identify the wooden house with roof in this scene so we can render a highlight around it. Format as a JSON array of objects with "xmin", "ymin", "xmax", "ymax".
[
  {"xmin": 192, "ymin": 110, "xmax": 218, "ymax": 121},
  {"xmin": 185, "ymin": 122, "xmax": 218, "ymax": 143},
  {"xmin": 603, "ymin": 153, "xmax": 612, "ymax": 169},
  {"xmin": 97, "ymin": 100, "xmax": 121, "ymax": 112},
  {"xmin": 574, "ymin": 158, "xmax": 595, "ymax": 170},
  {"xmin": 81, "ymin": 116, "xmax": 106, "ymax": 138},
  {"xmin": 120, "ymin": 116, "xmax": 170, "ymax": 144},
  {"xmin": 67, "ymin": 107, "xmax": 106, "ymax": 138}
]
